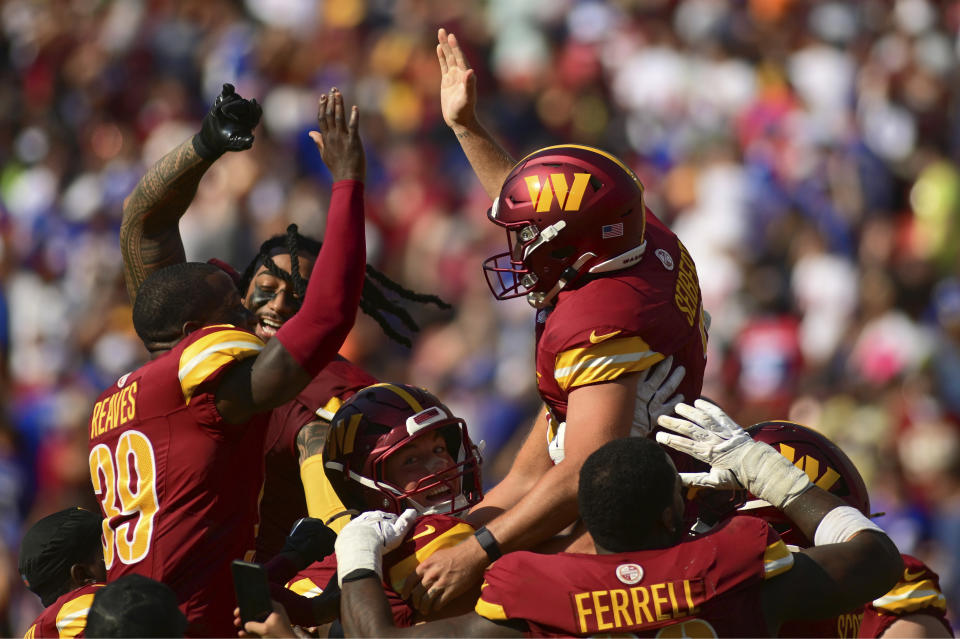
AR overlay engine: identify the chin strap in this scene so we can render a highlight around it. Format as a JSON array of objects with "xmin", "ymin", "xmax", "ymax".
[{"xmin": 527, "ymin": 252, "xmax": 597, "ymax": 309}]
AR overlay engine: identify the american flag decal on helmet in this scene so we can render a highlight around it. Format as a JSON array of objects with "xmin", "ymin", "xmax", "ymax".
[{"xmin": 601, "ymin": 222, "xmax": 624, "ymax": 239}]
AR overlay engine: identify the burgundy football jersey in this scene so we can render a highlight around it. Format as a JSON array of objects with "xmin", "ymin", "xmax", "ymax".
[
  {"xmin": 282, "ymin": 514, "xmax": 475, "ymax": 627},
  {"xmin": 24, "ymin": 583, "xmax": 103, "ymax": 638},
  {"xmin": 535, "ymin": 211, "xmax": 707, "ymax": 457},
  {"xmin": 475, "ymin": 516, "xmax": 791, "ymax": 637},
  {"xmin": 778, "ymin": 553, "xmax": 952, "ymax": 638},
  {"xmin": 88, "ymin": 324, "xmax": 268, "ymax": 637},
  {"xmin": 255, "ymin": 357, "xmax": 377, "ymax": 560}
]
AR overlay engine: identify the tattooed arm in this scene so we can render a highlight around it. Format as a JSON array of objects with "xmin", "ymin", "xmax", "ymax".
[
  {"xmin": 296, "ymin": 419, "xmax": 331, "ymax": 463},
  {"xmin": 120, "ymin": 139, "xmax": 212, "ymax": 303},
  {"xmin": 121, "ymin": 83, "xmax": 261, "ymax": 304}
]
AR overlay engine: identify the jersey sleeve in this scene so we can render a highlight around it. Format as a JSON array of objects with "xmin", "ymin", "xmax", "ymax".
[
  {"xmin": 762, "ymin": 529, "xmax": 794, "ymax": 580},
  {"xmin": 177, "ymin": 325, "xmax": 264, "ymax": 404},
  {"xmin": 869, "ymin": 557, "xmax": 949, "ymax": 616},
  {"xmin": 54, "ymin": 590, "xmax": 97, "ymax": 638},
  {"xmin": 385, "ymin": 515, "xmax": 475, "ymax": 594},
  {"xmin": 553, "ymin": 334, "xmax": 664, "ymax": 391}
]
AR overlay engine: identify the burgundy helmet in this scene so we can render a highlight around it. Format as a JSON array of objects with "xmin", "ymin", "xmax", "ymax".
[
  {"xmin": 483, "ymin": 145, "xmax": 648, "ymax": 309},
  {"xmin": 323, "ymin": 383, "xmax": 483, "ymax": 517},
  {"xmin": 738, "ymin": 420, "xmax": 871, "ymax": 546}
]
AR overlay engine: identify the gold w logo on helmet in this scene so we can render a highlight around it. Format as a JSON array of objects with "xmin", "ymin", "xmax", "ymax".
[
  {"xmin": 778, "ymin": 444, "xmax": 840, "ymax": 491},
  {"xmin": 525, "ymin": 173, "xmax": 591, "ymax": 213}
]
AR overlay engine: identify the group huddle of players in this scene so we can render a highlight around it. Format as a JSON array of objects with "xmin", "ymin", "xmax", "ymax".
[{"xmin": 16, "ymin": 29, "xmax": 955, "ymax": 639}]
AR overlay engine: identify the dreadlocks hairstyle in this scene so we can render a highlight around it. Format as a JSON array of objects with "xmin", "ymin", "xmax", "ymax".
[{"xmin": 239, "ymin": 224, "xmax": 451, "ymax": 347}]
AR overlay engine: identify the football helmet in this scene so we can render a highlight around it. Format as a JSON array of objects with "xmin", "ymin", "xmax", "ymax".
[
  {"xmin": 739, "ymin": 421, "xmax": 870, "ymax": 547},
  {"xmin": 483, "ymin": 144, "xmax": 648, "ymax": 309},
  {"xmin": 323, "ymin": 383, "xmax": 483, "ymax": 517}
]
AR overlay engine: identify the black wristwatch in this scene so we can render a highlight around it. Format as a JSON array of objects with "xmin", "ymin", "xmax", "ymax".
[{"xmin": 473, "ymin": 526, "xmax": 503, "ymax": 562}]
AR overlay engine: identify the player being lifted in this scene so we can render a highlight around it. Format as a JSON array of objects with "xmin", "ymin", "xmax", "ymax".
[
  {"xmin": 119, "ymin": 84, "xmax": 450, "ymax": 555},
  {"xmin": 88, "ymin": 88, "xmax": 365, "ymax": 637},
  {"xmin": 408, "ymin": 28, "xmax": 707, "ymax": 610}
]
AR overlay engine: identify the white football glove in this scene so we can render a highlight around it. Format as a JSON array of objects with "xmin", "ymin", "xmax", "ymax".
[
  {"xmin": 335, "ymin": 509, "xmax": 417, "ymax": 586},
  {"xmin": 633, "ymin": 356, "xmax": 685, "ymax": 437},
  {"xmin": 656, "ymin": 400, "xmax": 813, "ymax": 509}
]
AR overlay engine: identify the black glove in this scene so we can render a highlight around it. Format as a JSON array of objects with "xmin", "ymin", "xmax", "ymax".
[
  {"xmin": 281, "ymin": 517, "xmax": 337, "ymax": 570},
  {"xmin": 192, "ymin": 83, "xmax": 262, "ymax": 160}
]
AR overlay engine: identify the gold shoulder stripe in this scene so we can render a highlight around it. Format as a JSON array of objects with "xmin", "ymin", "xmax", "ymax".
[
  {"xmin": 24, "ymin": 624, "xmax": 36, "ymax": 639},
  {"xmin": 389, "ymin": 523, "xmax": 475, "ymax": 593},
  {"xmin": 872, "ymin": 579, "xmax": 948, "ymax": 613},
  {"xmin": 286, "ymin": 578, "xmax": 324, "ymax": 598},
  {"xmin": 475, "ymin": 596, "xmax": 509, "ymax": 621},
  {"xmin": 178, "ymin": 329, "xmax": 264, "ymax": 403},
  {"xmin": 554, "ymin": 336, "xmax": 664, "ymax": 390},
  {"xmin": 55, "ymin": 592, "xmax": 96, "ymax": 638},
  {"xmin": 763, "ymin": 540, "xmax": 794, "ymax": 579}
]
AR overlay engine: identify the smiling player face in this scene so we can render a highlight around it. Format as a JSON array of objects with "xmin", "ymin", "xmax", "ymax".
[
  {"xmin": 382, "ymin": 431, "xmax": 460, "ymax": 509},
  {"xmin": 243, "ymin": 252, "xmax": 316, "ymax": 342}
]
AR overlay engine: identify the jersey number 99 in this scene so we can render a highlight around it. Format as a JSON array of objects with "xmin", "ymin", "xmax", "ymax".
[{"xmin": 89, "ymin": 430, "xmax": 160, "ymax": 569}]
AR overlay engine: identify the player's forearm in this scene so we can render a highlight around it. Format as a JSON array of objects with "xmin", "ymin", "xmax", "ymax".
[
  {"xmin": 450, "ymin": 119, "xmax": 515, "ymax": 200},
  {"xmin": 120, "ymin": 137, "xmax": 213, "ymax": 303},
  {"xmin": 341, "ymin": 578, "xmax": 404, "ymax": 637},
  {"xmin": 483, "ymin": 458, "xmax": 580, "ymax": 554}
]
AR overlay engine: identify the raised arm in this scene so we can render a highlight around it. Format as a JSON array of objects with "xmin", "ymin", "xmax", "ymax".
[
  {"xmin": 437, "ymin": 28, "xmax": 515, "ymax": 200},
  {"xmin": 120, "ymin": 84, "xmax": 261, "ymax": 303},
  {"xmin": 215, "ymin": 89, "xmax": 365, "ymax": 423}
]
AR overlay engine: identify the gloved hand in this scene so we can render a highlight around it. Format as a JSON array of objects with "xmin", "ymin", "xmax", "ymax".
[
  {"xmin": 280, "ymin": 517, "xmax": 336, "ymax": 570},
  {"xmin": 335, "ymin": 509, "xmax": 417, "ymax": 586},
  {"xmin": 632, "ymin": 355, "xmax": 685, "ymax": 437},
  {"xmin": 656, "ymin": 400, "xmax": 813, "ymax": 509},
  {"xmin": 192, "ymin": 83, "xmax": 262, "ymax": 160}
]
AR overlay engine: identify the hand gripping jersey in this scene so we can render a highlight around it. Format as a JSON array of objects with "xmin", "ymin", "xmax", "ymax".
[
  {"xmin": 23, "ymin": 583, "xmax": 103, "ymax": 639},
  {"xmin": 280, "ymin": 514, "xmax": 475, "ymax": 627},
  {"xmin": 87, "ymin": 324, "xmax": 267, "ymax": 637},
  {"xmin": 536, "ymin": 211, "xmax": 707, "ymax": 459},
  {"xmin": 475, "ymin": 516, "xmax": 791, "ymax": 637},
  {"xmin": 256, "ymin": 357, "xmax": 377, "ymax": 560}
]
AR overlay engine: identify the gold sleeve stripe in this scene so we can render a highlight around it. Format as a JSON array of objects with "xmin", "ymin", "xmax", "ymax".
[
  {"xmin": 763, "ymin": 540, "xmax": 794, "ymax": 579},
  {"xmin": 872, "ymin": 579, "xmax": 948, "ymax": 612},
  {"xmin": 24, "ymin": 624, "xmax": 36, "ymax": 639},
  {"xmin": 315, "ymin": 396, "xmax": 344, "ymax": 421},
  {"xmin": 301, "ymin": 454, "xmax": 349, "ymax": 533},
  {"xmin": 178, "ymin": 330, "xmax": 264, "ymax": 403},
  {"xmin": 286, "ymin": 578, "xmax": 324, "ymax": 598},
  {"xmin": 475, "ymin": 596, "xmax": 509, "ymax": 621},
  {"xmin": 388, "ymin": 523, "xmax": 476, "ymax": 593},
  {"xmin": 554, "ymin": 337, "xmax": 664, "ymax": 390},
  {"xmin": 55, "ymin": 593, "xmax": 95, "ymax": 638}
]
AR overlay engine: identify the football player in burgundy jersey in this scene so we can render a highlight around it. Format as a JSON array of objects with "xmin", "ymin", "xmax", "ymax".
[
  {"xmin": 88, "ymin": 89, "xmax": 366, "ymax": 637},
  {"xmin": 700, "ymin": 421, "xmax": 953, "ymax": 638},
  {"xmin": 411, "ymin": 29, "xmax": 706, "ymax": 609},
  {"xmin": 248, "ymin": 383, "xmax": 484, "ymax": 636},
  {"xmin": 19, "ymin": 508, "xmax": 105, "ymax": 639},
  {"xmin": 119, "ymin": 84, "xmax": 449, "ymax": 555},
  {"xmin": 335, "ymin": 403, "xmax": 902, "ymax": 638}
]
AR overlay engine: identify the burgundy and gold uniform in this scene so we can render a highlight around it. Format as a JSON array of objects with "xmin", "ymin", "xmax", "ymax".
[
  {"xmin": 860, "ymin": 554, "xmax": 952, "ymax": 637},
  {"xmin": 282, "ymin": 514, "xmax": 474, "ymax": 627},
  {"xmin": 475, "ymin": 516, "xmax": 790, "ymax": 637},
  {"xmin": 778, "ymin": 554, "xmax": 953, "ymax": 638},
  {"xmin": 87, "ymin": 324, "xmax": 267, "ymax": 637},
  {"xmin": 23, "ymin": 583, "xmax": 103, "ymax": 639},
  {"xmin": 256, "ymin": 358, "xmax": 377, "ymax": 560},
  {"xmin": 536, "ymin": 212, "xmax": 707, "ymax": 458}
]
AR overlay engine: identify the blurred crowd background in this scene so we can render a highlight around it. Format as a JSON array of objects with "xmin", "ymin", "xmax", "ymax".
[{"xmin": 0, "ymin": 0, "xmax": 959, "ymax": 633}]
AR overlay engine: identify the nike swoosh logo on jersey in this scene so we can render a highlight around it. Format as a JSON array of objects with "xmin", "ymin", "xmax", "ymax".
[
  {"xmin": 589, "ymin": 329, "xmax": 622, "ymax": 344},
  {"xmin": 903, "ymin": 568, "xmax": 926, "ymax": 582},
  {"xmin": 412, "ymin": 525, "xmax": 437, "ymax": 540}
]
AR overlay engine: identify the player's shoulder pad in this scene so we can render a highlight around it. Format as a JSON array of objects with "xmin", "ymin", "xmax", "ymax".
[{"xmin": 178, "ymin": 324, "xmax": 264, "ymax": 403}]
